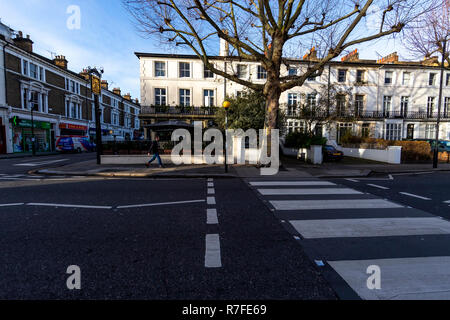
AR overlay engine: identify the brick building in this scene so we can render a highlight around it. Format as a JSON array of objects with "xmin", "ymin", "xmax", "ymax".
[{"xmin": 0, "ymin": 21, "xmax": 141, "ymax": 155}]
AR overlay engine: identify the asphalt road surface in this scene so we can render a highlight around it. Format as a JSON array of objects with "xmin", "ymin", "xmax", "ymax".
[{"xmin": 0, "ymin": 167, "xmax": 336, "ymax": 299}]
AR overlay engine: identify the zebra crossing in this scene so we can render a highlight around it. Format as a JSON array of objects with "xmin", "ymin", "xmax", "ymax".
[{"xmin": 248, "ymin": 178, "xmax": 450, "ymax": 300}]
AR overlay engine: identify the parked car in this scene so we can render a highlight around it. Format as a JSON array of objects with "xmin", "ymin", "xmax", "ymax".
[
  {"xmin": 414, "ymin": 139, "xmax": 450, "ymax": 152},
  {"xmin": 323, "ymin": 145, "xmax": 344, "ymax": 162},
  {"xmin": 56, "ymin": 136, "xmax": 95, "ymax": 153}
]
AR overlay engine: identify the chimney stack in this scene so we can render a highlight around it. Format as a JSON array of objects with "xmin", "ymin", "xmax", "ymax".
[
  {"xmin": 219, "ymin": 30, "xmax": 229, "ymax": 57},
  {"xmin": 422, "ymin": 56, "xmax": 439, "ymax": 66},
  {"xmin": 101, "ymin": 80, "xmax": 109, "ymax": 90},
  {"xmin": 303, "ymin": 47, "xmax": 318, "ymax": 61},
  {"xmin": 124, "ymin": 93, "xmax": 132, "ymax": 101},
  {"xmin": 53, "ymin": 55, "xmax": 68, "ymax": 70},
  {"xmin": 377, "ymin": 52, "xmax": 399, "ymax": 64},
  {"xmin": 13, "ymin": 31, "xmax": 33, "ymax": 53},
  {"xmin": 113, "ymin": 88, "xmax": 121, "ymax": 96},
  {"xmin": 79, "ymin": 69, "xmax": 90, "ymax": 81}
]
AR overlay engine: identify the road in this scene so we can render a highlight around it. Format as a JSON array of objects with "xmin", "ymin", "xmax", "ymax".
[
  {"xmin": 333, "ymin": 171, "xmax": 450, "ymax": 220},
  {"xmin": 2, "ymin": 153, "xmax": 450, "ymax": 300},
  {"xmin": 0, "ymin": 157, "xmax": 335, "ymax": 299}
]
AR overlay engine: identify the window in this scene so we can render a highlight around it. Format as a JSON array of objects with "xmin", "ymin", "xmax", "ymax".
[
  {"xmin": 407, "ymin": 124, "xmax": 415, "ymax": 140},
  {"xmin": 237, "ymin": 64, "xmax": 248, "ymax": 79},
  {"xmin": 30, "ymin": 63, "xmax": 38, "ymax": 79},
  {"xmin": 204, "ymin": 90, "xmax": 214, "ymax": 107},
  {"xmin": 383, "ymin": 96, "xmax": 392, "ymax": 116},
  {"xmin": 179, "ymin": 89, "xmax": 191, "ymax": 106},
  {"xmin": 257, "ymin": 65, "xmax": 267, "ymax": 79},
  {"xmin": 70, "ymin": 80, "xmax": 75, "ymax": 93},
  {"xmin": 112, "ymin": 112, "xmax": 119, "ymax": 126},
  {"xmin": 425, "ymin": 124, "xmax": 436, "ymax": 139},
  {"xmin": 155, "ymin": 62, "xmax": 166, "ymax": 77},
  {"xmin": 338, "ymin": 69, "xmax": 347, "ymax": 82},
  {"xmin": 307, "ymin": 76, "xmax": 316, "ymax": 81},
  {"xmin": 22, "ymin": 60, "xmax": 28, "ymax": 75},
  {"xmin": 445, "ymin": 97, "xmax": 450, "ymax": 117},
  {"xmin": 307, "ymin": 94, "xmax": 317, "ymax": 109},
  {"xmin": 39, "ymin": 67, "xmax": 44, "ymax": 81},
  {"xmin": 179, "ymin": 62, "xmax": 190, "ymax": 78},
  {"xmin": 336, "ymin": 95, "xmax": 346, "ymax": 114},
  {"xmin": 67, "ymin": 102, "xmax": 82, "ymax": 119},
  {"xmin": 447, "ymin": 74, "xmax": 450, "ymax": 86},
  {"xmin": 385, "ymin": 71, "xmax": 393, "ymax": 84},
  {"xmin": 204, "ymin": 65, "xmax": 214, "ymax": 78},
  {"xmin": 288, "ymin": 93, "xmax": 299, "ymax": 116},
  {"xmin": 401, "ymin": 96, "xmax": 409, "ymax": 117},
  {"xmin": 287, "ymin": 121, "xmax": 304, "ymax": 134},
  {"xmin": 429, "ymin": 73, "xmax": 437, "ymax": 86},
  {"xmin": 385, "ymin": 123, "xmax": 402, "ymax": 141},
  {"xmin": 154, "ymin": 88, "xmax": 166, "ymax": 106},
  {"xmin": 288, "ymin": 67, "xmax": 297, "ymax": 76},
  {"xmin": 427, "ymin": 97, "xmax": 435, "ymax": 117},
  {"xmin": 355, "ymin": 95, "xmax": 364, "ymax": 114},
  {"xmin": 22, "ymin": 88, "xmax": 29, "ymax": 109},
  {"xmin": 288, "ymin": 93, "xmax": 299, "ymax": 106},
  {"xmin": 362, "ymin": 123, "xmax": 370, "ymax": 138},
  {"xmin": 236, "ymin": 91, "xmax": 243, "ymax": 98},
  {"xmin": 356, "ymin": 70, "xmax": 365, "ymax": 83},
  {"xmin": 402, "ymin": 72, "xmax": 410, "ymax": 85}
]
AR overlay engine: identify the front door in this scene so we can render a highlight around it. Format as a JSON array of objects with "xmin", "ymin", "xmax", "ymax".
[
  {"xmin": 407, "ymin": 124, "xmax": 414, "ymax": 140},
  {"xmin": 0, "ymin": 118, "xmax": 6, "ymax": 154}
]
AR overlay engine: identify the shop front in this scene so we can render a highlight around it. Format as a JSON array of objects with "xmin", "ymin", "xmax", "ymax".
[
  {"xmin": 11, "ymin": 118, "xmax": 52, "ymax": 153},
  {"xmin": 0, "ymin": 118, "xmax": 6, "ymax": 154},
  {"xmin": 59, "ymin": 123, "xmax": 88, "ymax": 137}
]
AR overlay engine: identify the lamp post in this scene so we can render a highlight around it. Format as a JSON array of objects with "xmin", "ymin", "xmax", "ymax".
[
  {"xmin": 433, "ymin": 38, "xmax": 447, "ymax": 169},
  {"xmin": 223, "ymin": 100, "xmax": 231, "ymax": 173},
  {"xmin": 85, "ymin": 67, "xmax": 103, "ymax": 165},
  {"xmin": 29, "ymin": 95, "xmax": 38, "ymax": 156}
]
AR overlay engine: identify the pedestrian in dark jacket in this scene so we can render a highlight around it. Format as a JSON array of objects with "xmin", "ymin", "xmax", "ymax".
[{"xmin": 145, "ymin": 135, "xmax": 164, "ymax": 168}]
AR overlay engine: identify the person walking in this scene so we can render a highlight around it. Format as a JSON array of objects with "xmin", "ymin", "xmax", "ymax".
[{"xmin": 145, "ymin": 135, "xmax": 164, "ymax": 168}]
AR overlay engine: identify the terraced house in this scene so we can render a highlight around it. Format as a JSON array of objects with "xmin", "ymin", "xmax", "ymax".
[
  {"xmin": 137, "ymin": 40, "xmax": 450, "ymax": 144},
  {"xmin": 0, "ymin": 20, "xmax": 141, "ymax": 155}
]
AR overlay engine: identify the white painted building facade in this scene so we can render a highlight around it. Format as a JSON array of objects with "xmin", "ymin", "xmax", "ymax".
[{"xmin": 137, "ymin": 51, "xmax": 450, "ymax": 142}]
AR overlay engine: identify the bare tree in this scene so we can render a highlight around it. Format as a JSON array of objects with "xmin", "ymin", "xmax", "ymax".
[
  {"xmin": 124, "ymin": 0, "xmax": 435, "ymax": 135},
  {"xmin": 404, "ymin": 0, "xmax": 449, "ymax": 65}
]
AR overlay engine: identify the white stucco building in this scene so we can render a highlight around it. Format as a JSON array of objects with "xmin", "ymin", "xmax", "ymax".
[{"xmin": 136, "ymin": 46, "xmax": 450, "ymax": 143}]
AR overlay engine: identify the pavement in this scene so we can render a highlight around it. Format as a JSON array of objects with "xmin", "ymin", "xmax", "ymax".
[{"xmin": 30, "ymin": 155, "xmax": 450, "ymax": 179}]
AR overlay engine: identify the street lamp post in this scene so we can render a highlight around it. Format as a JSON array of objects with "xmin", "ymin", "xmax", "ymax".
[
  {"xmin": 86, "ymin": 67, "xmax": 104, "ymax": 165},
  {"xmin": 29, "ymin": 96, "xmax": 38, "ymax": 156},
  {"xmin": 223, "ymin": 100, "xmax": 230, "ymax": 173},
  {"xmin": 433, "ymin": 39, "xmax": 447, "ymax": 169}
]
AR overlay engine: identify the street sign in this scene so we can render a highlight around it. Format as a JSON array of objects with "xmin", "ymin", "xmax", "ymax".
[{"xmin": 91, "ymin": 75, "xmax": 101, "ymax": 95}]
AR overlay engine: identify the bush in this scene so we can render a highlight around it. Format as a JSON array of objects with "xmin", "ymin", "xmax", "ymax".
[
  {"xmin": 284, "ymin": 131, "xmax": 327, "ymax": 148},
  {"xmin": 340, "ymin": 135, "xmax": 432, "ymax": 162}
]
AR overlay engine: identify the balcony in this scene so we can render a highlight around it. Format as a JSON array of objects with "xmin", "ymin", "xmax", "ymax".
[
  {"xmin": 286, "ymin": 109, "xmax": 450, "ymax": 121},
  {"xmin": 140, "ymin": 106, "xmax": 217, "ymax": 118}
]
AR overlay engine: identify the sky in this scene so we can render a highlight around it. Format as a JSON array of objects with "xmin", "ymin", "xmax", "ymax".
[{"xmin": 0, "ymin": 0, "xmax": 414, "ymax": 100}]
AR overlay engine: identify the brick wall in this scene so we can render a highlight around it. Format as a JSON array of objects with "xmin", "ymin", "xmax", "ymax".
[
  {"xmin": 5, "ymin": 53, "xmax": 20, "ymax": 73},
  {"xmin": 46, "ymin": 70, "xmax": 65, "ymax": 89}
]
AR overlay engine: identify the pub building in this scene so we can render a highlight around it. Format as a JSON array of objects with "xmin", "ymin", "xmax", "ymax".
[{"xmin": 0, "ymin": 20, "xmax": 141, "ymax": 155}]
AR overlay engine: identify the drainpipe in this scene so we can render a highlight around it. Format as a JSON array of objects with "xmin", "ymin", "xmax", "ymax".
[{"xmin": 3, "ymin": 42, "xmax": 9, "ymax": 106}]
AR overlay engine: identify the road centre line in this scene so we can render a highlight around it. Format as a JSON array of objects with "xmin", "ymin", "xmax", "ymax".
[
  {"xmin": 27, "ymin": 203, "xmax": 113, "ymax": 209},
  {"xmin": 0, "ymin": 203, "xmax": 25, "ymax": 207},
  {"xmin": 117, "ymin": 199, "xmax": 205, "ymax": 209},
  {"xmin": 205, "ymin": 234, "xmax": 222, "ymax": 268},
  {"xmin": 399, "ymin": 192, "xmax": 432, "ymax": 201},
  {"xmin": 208, "ymin": 188, "xmax": 215, "ymax": 195},
  {"xmin": 207, "ymin": 208, "xmax": 219, "ymax": 225},
  {"xmin": 207, "ymin": 197, "xmax": 216, "ymax": 205}
]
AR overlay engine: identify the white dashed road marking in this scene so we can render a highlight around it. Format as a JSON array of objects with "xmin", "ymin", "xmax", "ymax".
[
  {"xmin": 250, "ymin": 181, "xmax": 335, "ymax": 187},
  {"xmin": 207, "ymin": 197, "xmax": 216, "ymax": 205},
  {"xmin": 205, "ymin": 234, "xmax": 222, "ymax": 268},
  {"xmin": 208, "ymin": 188, "xmax": 215, "ymax": 195},
  {"xmin": 207, "ymin": 208, "xmax": 219, "ymax": 225}
]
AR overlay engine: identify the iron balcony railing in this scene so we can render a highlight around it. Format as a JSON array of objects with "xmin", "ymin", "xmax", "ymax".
[
  {"xmin": 141, "ymin": 106, "xmax": 217, "ymax": 116},
  {"xmin": 286, "ymin": 109, "xmax": 450, "ymax": 120}
]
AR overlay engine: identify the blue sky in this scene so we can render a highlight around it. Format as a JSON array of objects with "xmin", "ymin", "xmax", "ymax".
[{"xmin": 0, "ymin": 0, "xmax": 412, "ymax": 100}]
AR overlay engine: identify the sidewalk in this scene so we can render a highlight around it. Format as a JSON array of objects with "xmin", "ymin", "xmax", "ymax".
[
  {"xmin": 280, "ymin": 156, "xmax": 450, "ymax": 178},
  {"xmin": 31, "ymin": 156, "xmax": 450, "ymax": 179}
]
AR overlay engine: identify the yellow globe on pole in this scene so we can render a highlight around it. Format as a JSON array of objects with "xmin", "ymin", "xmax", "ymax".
[{"xmin": 223, "ymin": 100, "xmax": 231, "ymax": 109}]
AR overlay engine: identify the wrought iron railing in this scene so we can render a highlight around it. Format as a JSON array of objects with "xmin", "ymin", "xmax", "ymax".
[
  {"xmin": 141, "ymin": 106, "xmax": 217, "ymax": 116},
  {"xmin": 286, "ymin": 109, "xmax": 450, "ymax": 120}
]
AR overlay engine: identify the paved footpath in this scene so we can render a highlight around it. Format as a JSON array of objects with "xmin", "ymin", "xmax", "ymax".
[{"xmin": 245, "ymin": 176, "xmax": 450, "ymax": 300}]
